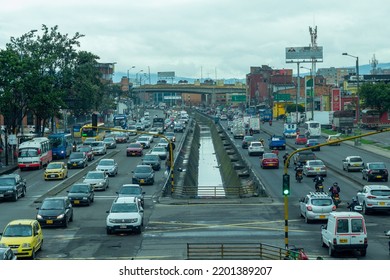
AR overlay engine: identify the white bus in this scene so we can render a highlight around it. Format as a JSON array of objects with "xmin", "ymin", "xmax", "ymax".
[
  {"xmin": 304, "ymin": 121, "xmax": 321, "ymax": 138},
  {"xmin": 18, "ymin": 137, "xmax": 52, "ymax": 170}
]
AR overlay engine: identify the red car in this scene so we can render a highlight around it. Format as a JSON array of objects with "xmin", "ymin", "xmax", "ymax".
[
  {"xmin": 261, "ymin": 153, "xmax": 279, "ymax": 169},
  {"xmin": 126, "ymin": 143, "xmax": 143, "ymax": 157},
  {"xmin": 295, "ymin": 134, "xmax": 308, "ymax": 145},
  {"xmin": 77, "ymin": 145, "xmax": 94, "ymax": 161}
]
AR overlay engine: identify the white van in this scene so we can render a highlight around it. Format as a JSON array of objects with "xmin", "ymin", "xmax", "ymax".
[{"xmin": 321, "ymin": 212, "xmax": 367, "ymax": 257}]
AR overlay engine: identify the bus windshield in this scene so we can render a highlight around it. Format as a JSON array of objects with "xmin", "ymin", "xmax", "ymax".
[
  {"xmin": 19, "ymin": 148, "xmax": 38, "ymax": 157},
  {"xmin": 49, "ymin": 136, "xmax": 63, "ymax": 148}
]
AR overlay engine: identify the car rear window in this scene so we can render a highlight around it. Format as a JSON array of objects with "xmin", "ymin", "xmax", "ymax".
[
  {"xmin": 311, "ymin": 199, "xmax": 333, "ymax": 206},
  {"xmin": 350, "ymin": 157, "xmax": 362, "ymax": 163},
  {"xmin": 371, "ymin": 190, "xmax": 390, "ymax": 196},
  {"xmin": 370, "ymin": 163, "xmax": 386, "ymax": 169}
]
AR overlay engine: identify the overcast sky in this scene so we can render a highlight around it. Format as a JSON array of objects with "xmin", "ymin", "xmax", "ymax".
[{"xmin": 1, "ymin": 0, "xmax": 389, "ymax": 79}]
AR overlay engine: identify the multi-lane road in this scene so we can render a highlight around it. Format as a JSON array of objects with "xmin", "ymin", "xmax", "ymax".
[{"xmin": 1, "ymin": 112, "xmax": 390, "ymax": 260}]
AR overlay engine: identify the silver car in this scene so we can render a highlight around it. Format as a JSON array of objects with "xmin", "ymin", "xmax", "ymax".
[
  {"xmin": 90, "ymin": 141, "xmax": 107, "ymax": 155},
  {"xmin": 96, "ymin": 159, "xmax": 118, "ymax": 177},
  {"xmin": 303, "ymin": 160, "xmax": 327, "ymax": 177},
  {"xmin": 83, "ymin": 171, "xmax": 109, "ymax": 191}
]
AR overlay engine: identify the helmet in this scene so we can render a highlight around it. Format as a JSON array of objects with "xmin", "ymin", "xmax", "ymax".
[
  {"xmin": 333, "ymin": 182, "xmax": 338, "ymax": 186},
  {"xmin": 352, "ymin": 197, "xmax": 357, "ymax": 202}
]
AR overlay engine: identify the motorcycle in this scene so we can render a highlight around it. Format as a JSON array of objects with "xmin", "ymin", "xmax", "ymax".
[
  {"xmin": 296, "ymin": 170, "xmax": 303, "ymax": 183},
  {"xmin": 331, "ymin": 193, "xmax": 341, "ymax": 207},
  {"xmin": 315, "ymin": 183, "xmax": 324, "ymax": 192},
  {"xmin": 269, "ymin": 120, "xmax": 272, "ymax": 126},
  {"xmin": 347, "ymin": 197, "xmax": 362, "ymax": 212}
]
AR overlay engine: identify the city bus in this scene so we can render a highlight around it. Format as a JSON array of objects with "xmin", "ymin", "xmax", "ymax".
[
  {"xmin": 81, "ymin": 123, "xmax": 106, "ymax": 143},
  {"xmin": 304, "ymin": 120, "xmax": 321, "ymax": 138},
  {"xmin": 113, "ymin": 114, "xmax": 128, "ymax": 129},
  {"xmin": 48, "ymin": 133, "xmax": 73, "ymax": 159},
  {"xmin": 17, "ymin": 137, "xmax": 52, "ymax": 170}
]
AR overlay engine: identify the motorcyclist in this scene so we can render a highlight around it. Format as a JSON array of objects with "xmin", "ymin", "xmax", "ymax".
[
  {"xmin": 347, "ymin": 197, "xmax": 359, "ymax": 211},
  {"xmin": 329, "ymin": 182, "xmax": 340, "ymax": 197},
  {"xmin": 313, "ymin": 175, "xmax": 324, "ymax": 191},
  {"xmin": 294, "ymin": 162, "xmax": 304, "ymax": 181},
  {"xmin": 249, "ymin": 128, "xmax": 254, "ymax": 136},
  {"xmin": 259, "ymin": 138, "xmax": 265, "ymax": 146}
]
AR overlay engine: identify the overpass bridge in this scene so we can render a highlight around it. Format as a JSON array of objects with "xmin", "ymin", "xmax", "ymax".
[{"xmin": 132, "ymin": 83, "xmax": 246, "ymax": 104}]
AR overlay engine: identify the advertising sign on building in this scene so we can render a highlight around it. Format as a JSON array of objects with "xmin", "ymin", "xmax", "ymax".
[
  {"xmin": 285, "ymin": 46, "xmax": 323, "ymax": 62},
  {"xmin": 331, "ymin": 88, "xmax": 341, "ymax": 111}
]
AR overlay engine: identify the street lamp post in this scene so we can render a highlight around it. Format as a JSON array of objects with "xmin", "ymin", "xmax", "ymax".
[
  {"xmin": 301, "ymin": 66, "xmax": 313, "ymax": 120},
  {"xmin": 342, "ymin": 52, "xmax": 360, "ymax": 146}
]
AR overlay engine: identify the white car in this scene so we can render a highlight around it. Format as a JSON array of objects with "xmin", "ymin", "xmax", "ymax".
[
  {"xmin": 136, "ymin": 136, "xmax": 151, "ymax": 149},
  {"xmin": 106, "ymin": 196, "xmax": 144, "ymax": 235},
  {"xmin": 149, "ymin": 146, "xmax": 168, "ymax": 160},
  {"xmin": 342, "ymin": 156, "xmax": 364, "ymax": 172},
  {"xmin": 247, "ymin": 141, "xmax": 264, "ymax": 156},
  {"xmin": 299, "ymin": 192, "xmax": 336, "ymax": 224}
]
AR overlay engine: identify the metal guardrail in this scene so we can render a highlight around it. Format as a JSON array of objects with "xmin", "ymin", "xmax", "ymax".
[{"xmin": 187, "ymin": 242, "xmax": 304, "ymax": 260}]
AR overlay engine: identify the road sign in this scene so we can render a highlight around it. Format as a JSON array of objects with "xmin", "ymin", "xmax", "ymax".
[
  {"xmin": 231, "ymin": 95, "xmax": 246, "ymax": 102},
  {"xmin": 274, "ymin": 94, "xmax": 291, "ymax": 101}
]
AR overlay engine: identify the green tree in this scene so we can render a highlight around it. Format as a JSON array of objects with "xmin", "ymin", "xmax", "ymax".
[{"xmin": 359, "ymin": 83, "xmax": 390, "ymax": 112}]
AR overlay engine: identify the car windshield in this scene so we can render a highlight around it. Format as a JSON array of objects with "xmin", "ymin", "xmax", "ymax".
[
  {"xmin": 70, "ymin": 185, "xmax": 89, "ymax": 193},
  {"xmin": 47, "ymin": 163, "xmax": 62, "ymax": 169},
  {"xmin": 3, "ymin": 225, "xmax": 32, "ymax": 237},
  {"xmin": 41, "ymin": 200, "xmax": 64, "ymax": 210},
  {"xmin": 264, "ymin": 154, "xmax": 277, "ymax": 159},
  {"xmin": 111, "ymin": 203, "xmax": 138, "ymax": 213},
  {"xmin": 138, "ymin": 137, "xmax": 148, "ymax": 142},
  {"xmin": 85, "ymin": 172, "xmax": 104, "ymax": 179},
  {"xmin": 99, "ymin": 160, "xmax": 114, "ymax": 166},
  {"xmin": 251, "ymin": 143, "xmax": 262, "ymax": 147},
  {"xmin": 120, "ymin": 187, "xmax": 141, "ymax": 195},
  {"xmin": 153, "ymin": 147, "xmax": 165, "ymax": 152},
  {"xmin": 311, "ymin": 199, "xmax": 332, "ymax": 206},
  {"xmin": 0, "ymin": 178, "xmax": 16, "ymax": 186},
  {"xmin": 104, "ymin": 138, "xmax": 114, "ymax": 143}
]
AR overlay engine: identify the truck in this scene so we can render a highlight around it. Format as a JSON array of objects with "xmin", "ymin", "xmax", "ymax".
[
  {"xmin": 249, "ymin": 117, "xmax": 260, "ymax": 134},
  {"xmin": 232, "ymin": 123, "xmax": 245, "ymax": 139},
  {"xmin": 288, "ymin": 112, "xmax": 305, "ymax": 124},
  {"xmin": 332, "ymin": 110, "xmax": 354, "ymax": 133},
  {"xmin": 268, "ymin": 135, "xmax": 286, "ymax": 150},
  {"xmin": 152, "ymin": 117, "xmax": 165, "ymax": 134},
  {"xmin": 283, "ymin": 123, "xmax": 298, "ymax": 138},
  {"xmin": 259, "ymin": 108, "xmax": 272, "ymax": 122},
  {"xmin": 306, "ymin": 111, "xmax": 333, "ymax": 129}
]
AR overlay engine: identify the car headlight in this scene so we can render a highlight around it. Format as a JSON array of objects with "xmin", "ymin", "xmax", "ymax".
[
  {"xmin": 96, "ymin": 182, "xmax": 104, "ymax": 186},
  {"xmin": 21, "ymin": 243, "xmax": 32, "ymax": 249},
  {"xmin": 37, "ymin": 214, "xmax": 43, "ymax": 219},
  {"xmin": 57, "ymin": 214, "xmax": 65, "ymax": 219},
  {"xmin": 149, "ymin": 174, "xmax": 154, "ymax": 179},
  {"xmin": 108, "ymin": 218, "xmax": 116, "ymax": 223}
]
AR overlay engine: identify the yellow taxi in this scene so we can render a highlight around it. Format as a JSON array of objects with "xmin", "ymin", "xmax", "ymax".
[
  {"xmin": 326, "ymin": 133, "xmax": 341, "ymax": 146},
  {"xmin": 44, "ymin": 161, "xmax": 68, "ymax": 180},
  {"xmin": 0, "ymin": 219, "xmax": 43, "ymax": 259}
]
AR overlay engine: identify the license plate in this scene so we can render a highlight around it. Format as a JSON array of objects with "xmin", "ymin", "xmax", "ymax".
[
  {"xmin": 0, "ymin": 194, "xmax": 4, "ymax": 198},
  {"xmin": 50, "ymin": 174, "xmax": 55, "ymax": 178},
  {"xmin": 26, "ymin": 164, "xmax": 30, "ymax": 167},
  {"xmin": 315, "ymin": 168, "xmax": 320, "ymax": 171},
  {"xmin": 140, "ymin": 179, "xmax": 144, "ymax": 183},
  {"xmin": 74, "ymin": 200, "xmax": 80, "ymax": 204},
  {"xmin": 319, "ymin": 215, "xmax": 326, "ymax": 219},
  {"xmin": 132, "ymin": 153, "xmax": 136, "ymax": 155},
  {"xmin": 46, "ymin": 220, "xmax": 53, "ymax": 224},
  {"xmin": 353, "ymin": 164, "xmax": 360, "ymax": 166},
  {"xmin": 379, "ymin": 201, "xmax": 385, "ymax": 206},
  {"xmin": 73, "ymin": 163, "xmax": 77, "ymax": 166},
  {"xmin": 120, "ymin": 225, "xmax": 127, "ymax": 229},
  {"xmin": 376, "ymin": 175, "xmax": 382, "ymax": 178},
  {"xmin": 339, "ymin": 239, "xmax": 348, "ymax": 243}
]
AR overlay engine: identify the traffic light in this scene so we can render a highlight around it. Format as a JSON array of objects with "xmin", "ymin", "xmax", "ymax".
[
  {"xmin": 282, "ymin": 174, "xmax": 290, "ymax": 196},
  {"xmin": 92, "ymin": 113, "xmax": 98, "ymax": 131}
]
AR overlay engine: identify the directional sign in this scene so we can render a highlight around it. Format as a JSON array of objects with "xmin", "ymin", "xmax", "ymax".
[
  {"xmin": 231, "ymin": 95, "xmax": 246, "ymax": 102},
  {"xmin": 274, "ymin": 93, "xmax": 291, "ymax": 101}
]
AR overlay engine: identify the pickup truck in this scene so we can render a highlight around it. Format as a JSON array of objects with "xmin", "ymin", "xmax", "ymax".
[{"xmin": 268, "ymin": 135, "xmax": 286, "ymax": 150}]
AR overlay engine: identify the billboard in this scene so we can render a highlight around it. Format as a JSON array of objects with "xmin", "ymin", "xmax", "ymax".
[
  {"xmin": 158, "ymin": 71, "xmax": 175, "ymax": 79},
  {"xmin": 331, "ymin": 88, "xmax": 341, "ymax": 111},
  {"xmin": 285, "ymin": 46, "xmax": 323, "ymax": 62}
]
